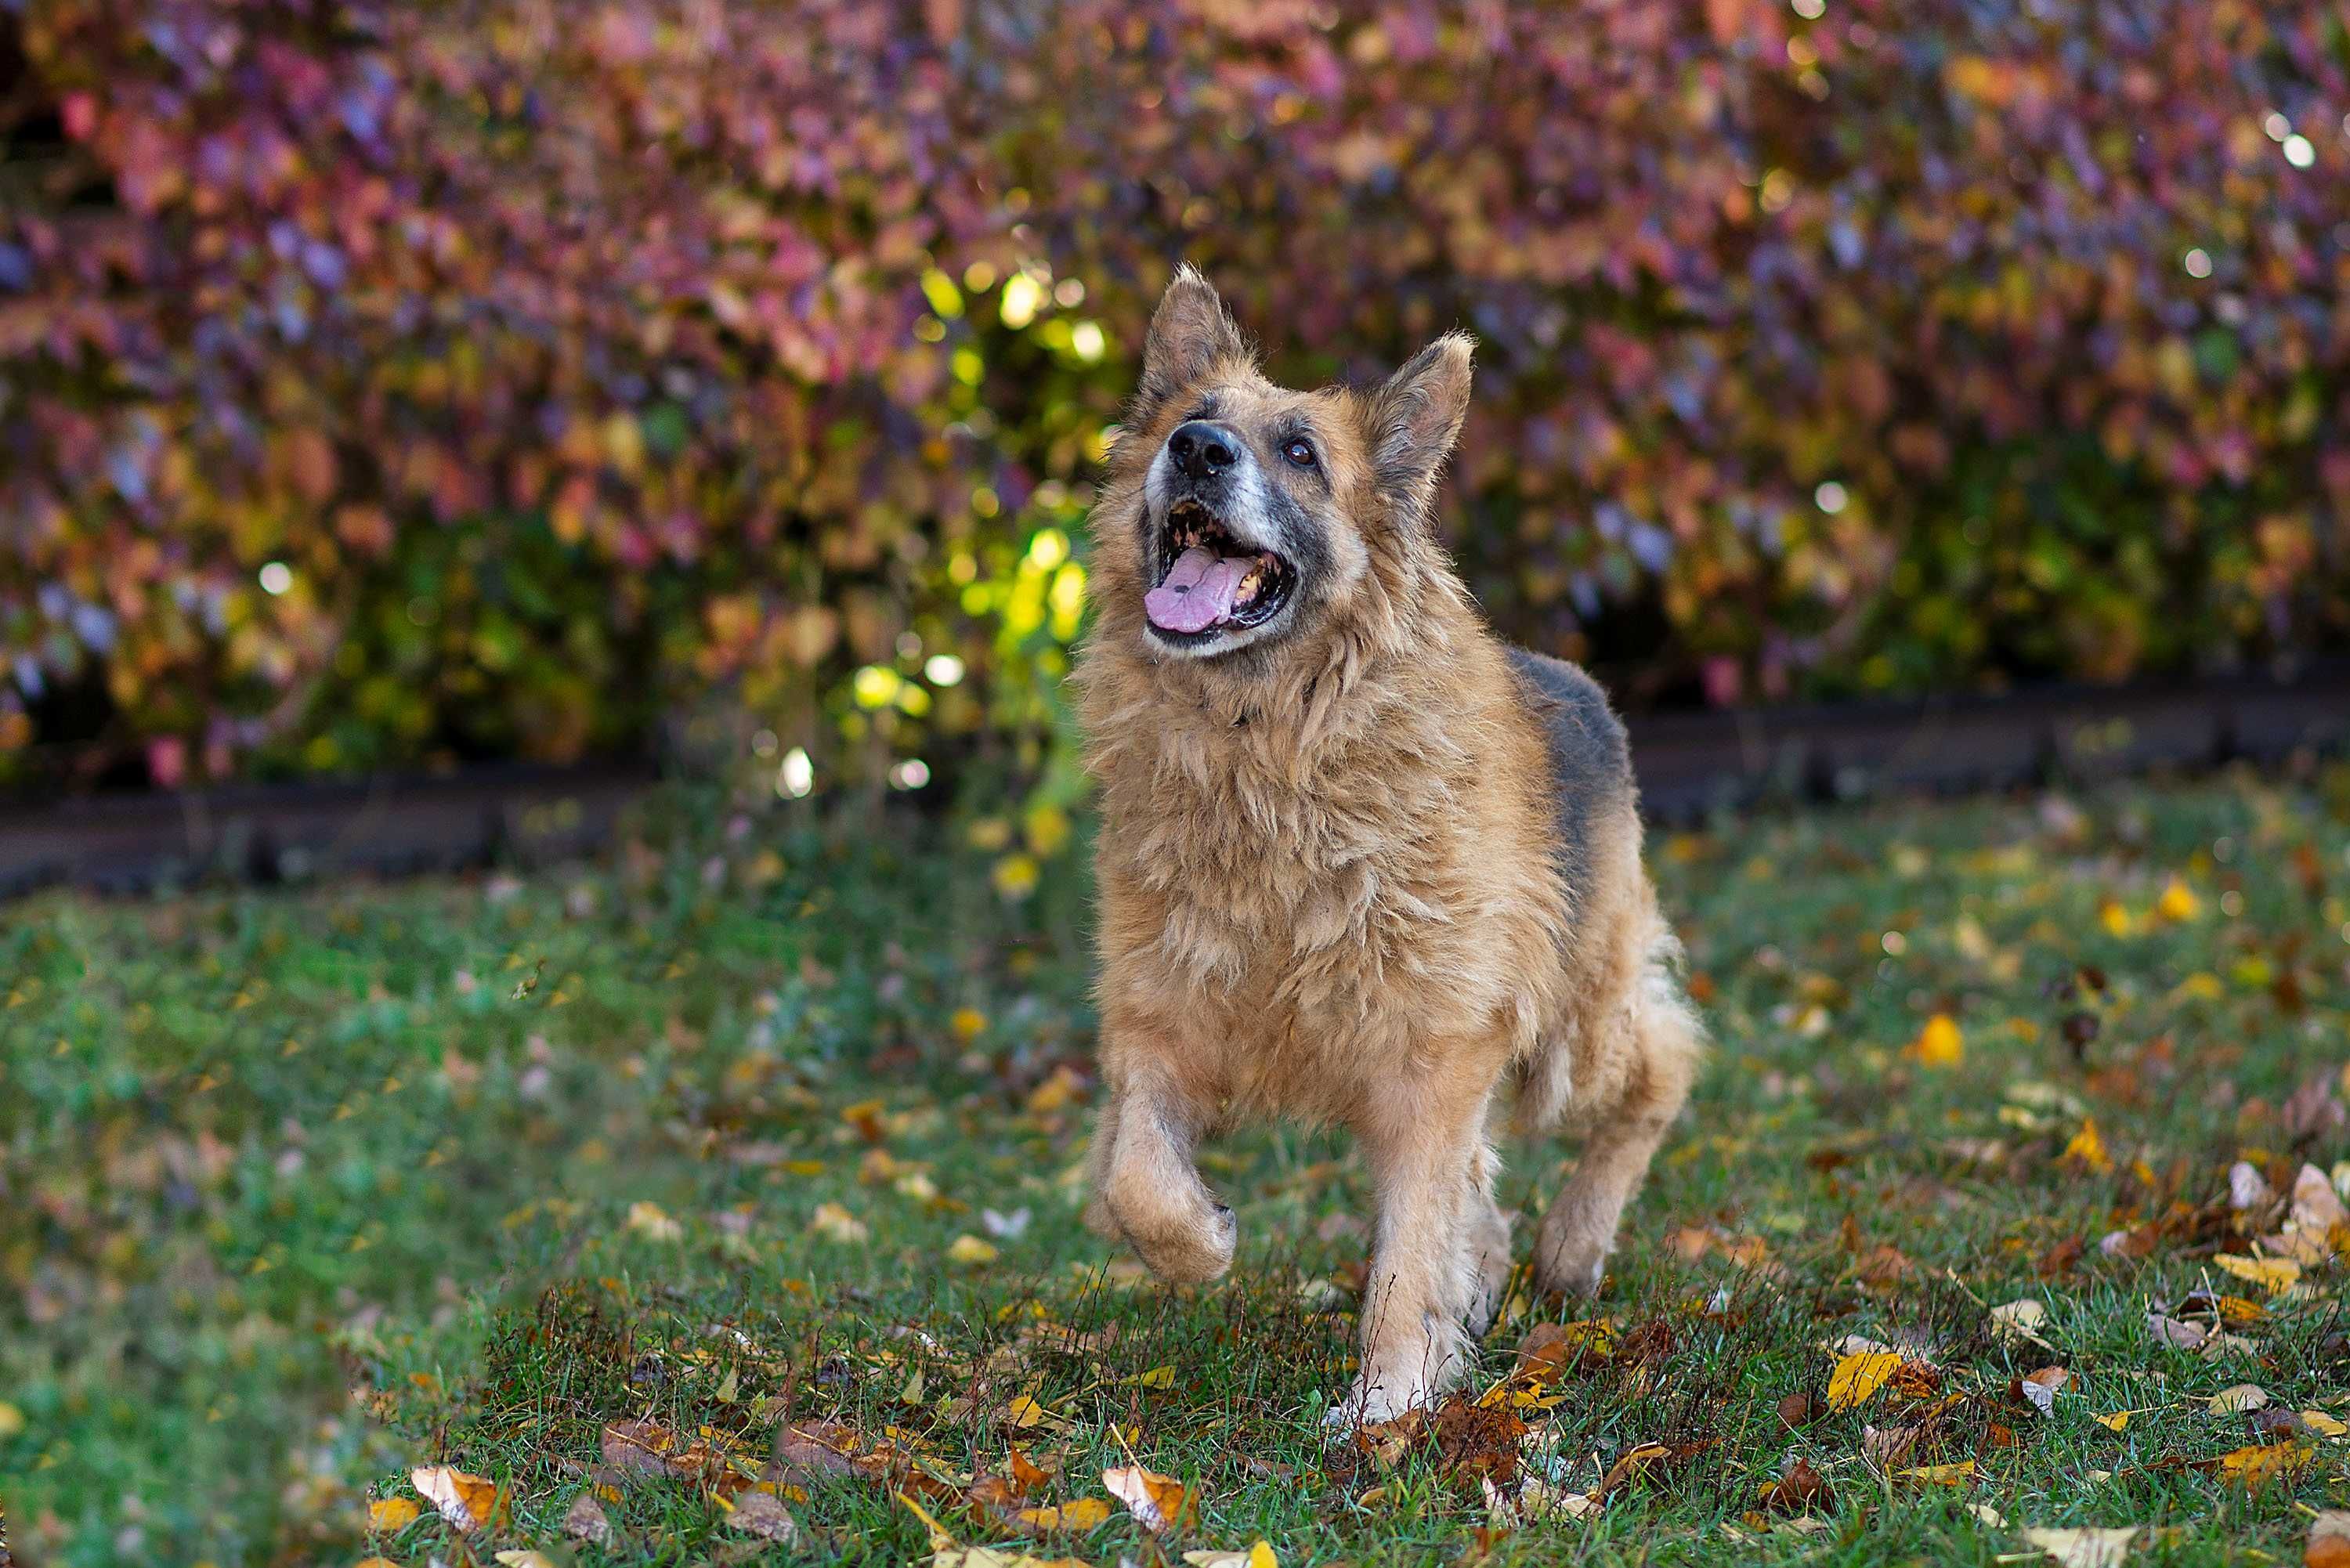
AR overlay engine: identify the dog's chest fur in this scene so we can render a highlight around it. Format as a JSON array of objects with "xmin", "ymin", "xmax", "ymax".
[{"xmin": 1086, "ymin": 640, "xmax": 1569, "ymax": 1121}]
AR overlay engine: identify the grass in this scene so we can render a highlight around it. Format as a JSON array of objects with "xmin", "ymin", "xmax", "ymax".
[{"xmin": 5, "ymin": 770, "xmax": 2350, "ymax": 1566}]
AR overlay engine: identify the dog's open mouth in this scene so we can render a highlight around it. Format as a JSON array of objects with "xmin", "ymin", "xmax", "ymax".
[{"xmin": 1144, "ymin": 499, "xmax": 1296, "ymax": 639}]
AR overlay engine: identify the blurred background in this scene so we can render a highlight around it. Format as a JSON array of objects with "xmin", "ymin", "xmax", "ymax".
[{"xmin": 2, "ymin": 0, "xmax": 2346, "ymax": 857}]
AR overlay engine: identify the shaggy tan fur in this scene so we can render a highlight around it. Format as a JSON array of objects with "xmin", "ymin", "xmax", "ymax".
[{"xmin": 1076, "ymin": 269, "xmax": 1701, "ymax": 1425}]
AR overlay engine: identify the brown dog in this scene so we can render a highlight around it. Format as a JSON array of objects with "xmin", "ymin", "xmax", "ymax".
[{"xmin": 1075, "ymin": 269, "xmax": 1701, "ymax": 1426}]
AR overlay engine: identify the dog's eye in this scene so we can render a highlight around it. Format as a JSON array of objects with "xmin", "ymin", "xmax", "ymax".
[{"xmin": 1282, "ymin": 439, "xmax": 1316, "ymax": 469}]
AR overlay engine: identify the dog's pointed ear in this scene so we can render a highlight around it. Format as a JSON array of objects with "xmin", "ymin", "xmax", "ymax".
[
  {"xmin": 1133, "ymin": 265, "xmax": 1248, "ymax": 425},
  {"xmin": 1368, "ymin": 331, "xmax": 1474, "ymax": 522}
]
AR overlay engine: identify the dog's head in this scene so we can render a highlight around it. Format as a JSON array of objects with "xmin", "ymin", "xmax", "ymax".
[{"xmin": 1100, "ymin": 267, "xmax": 1473, "ymax": 664}]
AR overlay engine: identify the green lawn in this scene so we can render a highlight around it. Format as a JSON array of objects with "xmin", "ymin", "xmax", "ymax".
[{"xmin": 5, "ymin": 772, "xmax": 2350, "ymax": 1567}]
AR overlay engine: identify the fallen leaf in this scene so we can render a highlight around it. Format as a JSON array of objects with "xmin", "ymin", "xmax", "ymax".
[
  {"xmin": 2022, "ymin": 1525, "xmax": 2138, "ymax": 1567},
  {"xmin": 626, "ymin": 1200, "xmax": 682, "ymax": 1241},
  {"xmin": 725, "ymin": 1490, "xmax": 801, "ymax": 1542},
  {"xmin": 1969, "ymin": 1502, "xmax": 2009, "ymax": 1529},
  {"xmin": 602, "ymin": 1417, "xmax": 685, "ymax": 1477},
  {"xmin": 410, "ymin": 1465, "xmax": 501, "ymax": 1534},
  {"xmin": 1103, "ymin": 1464, "xmax": 1188, "ymax": 1534},
  {"xmin": 494, "ymin": 1554, "xmax": 559, "ymax": 1568},
  {"xmin": 983, "ymin": 1206, "xmax": 1032, "ymax": 1240},
  {"xmin": 1991, "ymin": 1298, "xmax": 2054, "ymax": 1349},
  {"xmin": 1013, "ymin": 1498, "xmax": 1112, "ymax": 1533},
  {"xmin": 811, "ymin": 1201, "xmax": 870, "ymax": 1243},
  {"xmin": 2063, "ymin": 1119, "xmax": 2114, "ymax": 1174},
  {"xmin": 1897, "ymin": 1459, "xmax": 1976, "ymax": 1486},
  {"xmin": 564, "ymin": 1490, "xmax": 614, "ymax": 1545},
  {"xmin": 2148, "ymin": 1312, "xmax": 2207, "ymax": 1349},
  {"xmin": 1912, "ymin": 1013, "xmax": 1965, "ymax": 1068},
  {"xmin": 1182, "ymin": 1544, "xmax": 1277, "ymax": 1568},
  {"xmin": 901, "ymin": 1490, "xmax": 1091, "ymax": 1568},
  {"xmin": 2094, "ymin": 1411, "xmax": 2131, "ymax": 1432},
  {"xmin": 2208, "ymin": 1383, "xmax": 2269, "ymax": 1414},
  {"xmin": 1863, "ymin": 1424, "xmax": 1920, "ymax": 1466},
  {"xmin": 2306, "ymin": 1510, "xmax": 2350, "ymax": 1568},
  {"xmin": 1828, "ymin": 1350, "xmax": 1903, "ymax": 1411},
  {"xmin": 2229, "ymin": 1162, "xmax": 2276, "ymax": 1210},
  {"xmin": 947, "ymin": 1234, "xmax": 999, "ymax": 1265},
  {"xmin": 367, "ymin": 1497, "xmax": 420, "ymax": 1533},
  {"xmin": 2213, "ymin": 1254, "xmax": 2299, "ymax": 1293},
  {"xmin": 2218, "ymin": 1440, "xmax": 2312, "ymax": 1489},
  {"xmin": 1758, "ymin": 1456, "xmax": 1828, "ymax": 1512},
  {"xmin": 2018, "ymin": 1365, "xmax": 2070, "ymax": 1418},
  {"xmin": 2302, "ymin": 1410, "xmax": 2348, "ymax": 1439}
]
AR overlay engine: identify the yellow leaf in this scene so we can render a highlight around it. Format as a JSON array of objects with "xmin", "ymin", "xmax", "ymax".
[
  {"xmin": 2212, "ymin": 1254, "xmax": 2299, "ymax": 1292},
  {"xmin": 2093, "ymin": 1411, "xmax": 2130, "ymax": 1432},
  {"xmin": 1912, "ymin": 1013, "xmax": 1964, "ymax": 1068},
  {"xmin": 367, "ymin": 1496, "xmax": 421, "ymax": 1532},
  {"xmin": 1103, "ymin": 1464, "xmax": 1188, "ymax": 1533},
  {"xmin": 1027, "ymin": 1065, "xmax": 1086, "ymax": 1115},
  {"xmin": 1015, "ymin": 1498, "xmax": 1113, "ymax": 1531},
  {"xmin": 626, "ymin": 1201, "xmax": 682, "ymax": 1242},
  {"xmin": 947, "ymin": 1234, "xmax": 999, "ymax": 1265},
  {"xmin": 410, "ymin": 1465, "xmax": 501, "ymax": 1533},
  {"xmin": 952, "ymin": 1007, "xmax": 988, "ymax": 1040},
  {"xmin": 1827, "ymin": 1350, "xmax": 1902, "ymax": 1411},
  {"xmin": 1127, "ymin": 1365, "xmax": 1177, "ymax": 1389},
  {"xmin": 2063, "ymin": 1118, "xmax": 2113, "ymax": 1173},
  {"xmin": 2218, "ymin": 1440, "xmax": 2312, "ymax": 1489},
  {"xmin": 2099, "ymin": 901, "xmax": 2132, "ymax": 938},
  {"xmin": 1182, "ymin": 1544, "xmax": 1277, "ymax": 1568},
  {"xmin": 2156, "ymin": 880, "xmax": 2200, "ymax": 921},
  {"xmin": 494, "ymin": 1554, "xmax": 562, "ymax": 1568},
  {"xmin": 1897, "ymin": 1459, "xmax": 1976, "ymax": 1486},
  {"xmin": 354, "ymin": 1560, "xmax": 403, "ymax": 1568},
  {"xmin": 0, "ymin": 1401, "xmax": 23, "ymax": 1439},
  {"xmin": 2301, "ymin": 1409, "xmax": 2348, "ymax": 1438},
  {"xmin": 811, "ymin": 1201, "xmax": 870, "ymax": 1244}
]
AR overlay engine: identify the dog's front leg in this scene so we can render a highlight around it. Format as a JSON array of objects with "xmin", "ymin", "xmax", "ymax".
[
  {"xmin": 1336, "ymin": 1081, "xmax": 1493, "ymax": 1427},
  {"xmin": 1088, "ymin": 1069, "xmax": 1235, "ymax": 1285}
]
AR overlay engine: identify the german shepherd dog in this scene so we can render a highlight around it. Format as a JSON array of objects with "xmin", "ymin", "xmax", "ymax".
[{"xmin": 1076, "ymin": 269, "xmax": 1702, "ymax": 1426}]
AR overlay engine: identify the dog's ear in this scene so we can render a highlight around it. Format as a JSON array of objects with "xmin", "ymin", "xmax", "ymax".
[
  {"xmin": 1368, "ymin": 331, "xmax": 1474, "ymax": 522},
  {"xmin": 1133, "ymin": 265, "xmax": 1248, "ymax": 425}
]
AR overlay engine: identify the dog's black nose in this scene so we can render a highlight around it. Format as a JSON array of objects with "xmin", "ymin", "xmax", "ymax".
[{"xmin": 1168, "ymin": 421, "xmax": 1240, "ymax": 482}]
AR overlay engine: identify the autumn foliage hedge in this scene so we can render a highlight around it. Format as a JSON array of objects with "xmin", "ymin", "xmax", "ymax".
[{"xmin": 3, "ymin": 0, "xmax": 2347, "ymax": 800}]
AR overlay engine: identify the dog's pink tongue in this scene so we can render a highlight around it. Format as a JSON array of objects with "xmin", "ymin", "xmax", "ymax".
[{"xmin": 1145, "ymin": 546, "xmax": 1249, "ymax": 634}]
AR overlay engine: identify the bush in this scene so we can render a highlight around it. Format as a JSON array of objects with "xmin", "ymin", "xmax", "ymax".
[{"xmin": 3, "ymin": 0, "xmax": 2345, "ymax": 799}]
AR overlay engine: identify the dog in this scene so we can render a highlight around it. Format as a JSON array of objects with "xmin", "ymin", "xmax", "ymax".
[{"xmin": 1075, "ymin": 268, "xmax": 1702, "ymax": 1426}]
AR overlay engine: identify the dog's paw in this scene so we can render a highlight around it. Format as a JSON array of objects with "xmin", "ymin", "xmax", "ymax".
[
  {"xmin": 1129, "ymin": 1201, "xmax": 1236, "ymax": 1286},
  {"xmin": 1532, "ymin": 1238, "xmax": 1608, "ymax": 1299},
  {"xmin": 1323, "ymin": 1374, "xmax": 1426, "ymax": 1440}
]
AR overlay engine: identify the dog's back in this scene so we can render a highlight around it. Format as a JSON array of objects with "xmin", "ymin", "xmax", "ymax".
[{"xmin": 1503, "ymin": 646, "xmax": 1634, "ymax": 903}]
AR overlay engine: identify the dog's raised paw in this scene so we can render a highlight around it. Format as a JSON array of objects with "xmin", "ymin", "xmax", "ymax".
[{"xmin": 1128, "ymin": 1200, "xmax": 1236, "ymax": 1285}]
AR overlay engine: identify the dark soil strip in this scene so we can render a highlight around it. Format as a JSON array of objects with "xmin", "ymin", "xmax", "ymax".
[{"xmin": 3, "ymin": 662, "xmax": 2345, "ymax": 897}]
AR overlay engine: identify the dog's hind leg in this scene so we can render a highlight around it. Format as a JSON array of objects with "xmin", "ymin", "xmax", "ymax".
[
  {"xmin": 1531, "ymin": 969, "xmax": 1700, "ymax": 1298},
  {"xmin": 1462, "ymin": 1143, "xmax": 1513, "ymax": 1339}
]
